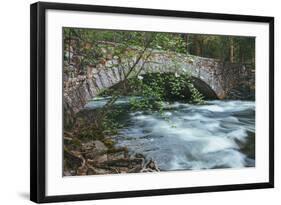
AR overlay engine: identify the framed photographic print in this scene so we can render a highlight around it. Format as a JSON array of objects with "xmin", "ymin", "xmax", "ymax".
[{"xmin": 30, "ymin": 1, "xmax": 274, "ymax": 203}]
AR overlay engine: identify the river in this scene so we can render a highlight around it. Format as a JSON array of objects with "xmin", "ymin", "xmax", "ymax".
[{"xmin": 85, "ymin": 97, "xmax": 255, "ymax": 171}]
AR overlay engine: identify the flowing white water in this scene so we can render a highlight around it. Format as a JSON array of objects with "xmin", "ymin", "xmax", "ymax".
[{"xmin": 85, "ymin": 97, "xmax": 255, "ymax": 171}]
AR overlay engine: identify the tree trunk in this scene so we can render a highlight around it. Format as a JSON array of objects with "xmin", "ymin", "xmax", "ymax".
[
  {"xmin": 192, "ymin": 36, "xmax": 201, "ymax": 56},
  {"xmin": 230, "ymin": 39, "xmax": 235, "ymax": 63},
  {"xmin": 184, "ymin": 34, "xmax": 189, "ymax": 53}
]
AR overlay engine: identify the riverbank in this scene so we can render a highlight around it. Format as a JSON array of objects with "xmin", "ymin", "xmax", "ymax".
[{"xmin": 63, "ymin": 130, "xmax": 159, "ymax": 176}]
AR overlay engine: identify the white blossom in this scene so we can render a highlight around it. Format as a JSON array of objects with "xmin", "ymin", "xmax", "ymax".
[
  {"xmin": 175, "ymin": 72, "xmax": 180, "ymax": 78},
  {"xmin": 137, "ymin": 75, "xmax": 144, "ymax": 80}
]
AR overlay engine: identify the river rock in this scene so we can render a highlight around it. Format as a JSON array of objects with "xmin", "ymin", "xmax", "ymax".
[
  {"xmin": 93, "ymin": 140, "xmax": 108, "ymax": 152},
  {"xmin": 93, "ymin": 154, "xmax": 108, "ymax": 164},
  {"xmin": 82, "ymin": 140, "xmax": 108, "ymax": 154},
  {"xmin": 83, "ymin": 140, "xmax": 109, "ymax": 163}
]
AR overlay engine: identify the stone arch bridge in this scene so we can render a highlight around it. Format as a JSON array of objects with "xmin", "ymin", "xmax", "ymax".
[{"xmin": 64, "ymin": 49, "xmax": 253, "ymax": 125}]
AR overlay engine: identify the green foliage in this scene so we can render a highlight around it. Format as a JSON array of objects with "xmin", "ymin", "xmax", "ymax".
[
  {"xmin": 151, "ymin": 33, "xmax": 187, "ymax": 53},
  {"xmin": 127, "ymin": 72, "xmax": 205, "ymax": 127},
  {"xmin": 169, "ymin": 74, "xmax": 205, "ymax": 104},
  {"xmin": 186, "ymin": 79, "xmax": 205, "ymax": 104},
  {"xmin": 129, "ymin": 75, "xmax": 164, "ymax": 111},
  {"xmin": 129, "ymin": 77, "xmax": 174, "ymax": 126},
  {"xmin": 101, "ymin": 109, "xmax": 124, "ymax": 135}
]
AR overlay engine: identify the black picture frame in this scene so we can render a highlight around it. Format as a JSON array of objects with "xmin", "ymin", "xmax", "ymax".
[{"xmin": 30, "ymin": 1, "xmax": 274, "ymax": 203}]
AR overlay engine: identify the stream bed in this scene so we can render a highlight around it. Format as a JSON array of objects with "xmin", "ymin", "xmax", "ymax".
[{"xmin": 85, "ymin": 97, "xmax": 255, "ymax": 171}]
